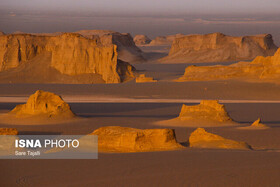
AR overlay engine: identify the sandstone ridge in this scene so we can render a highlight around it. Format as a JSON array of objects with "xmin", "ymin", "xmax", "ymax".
[
  {"xmin": 0, "ymin": 33, "xmax": 135, "ymax": 83},
  {"xmin": 161, "ymin": 33, "xmax": 278, "ymax": 63},
  {"xmin": 91, "ymin": 126, "xmax": 182, "ymax": 152},
  {"xmin": 189, "ymin": 128, "xmax": 251, "ymax": 150},
  {"xmin": 178, "ymin": 48, "xmax": 280, "ymax": 82}
]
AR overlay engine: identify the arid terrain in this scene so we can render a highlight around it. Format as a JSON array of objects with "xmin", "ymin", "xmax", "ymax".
[{"xmin": 0, "ymin": 29, "xmax": 280, "ymax": 186}]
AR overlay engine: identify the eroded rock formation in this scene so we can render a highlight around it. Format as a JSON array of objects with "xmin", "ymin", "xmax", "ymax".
[
  {"xmin": 90, "ymin": 126, "xmax": 182, "ymax": 152},
  {"xmin": 239, "ymin": 118, "xmax": 269, "ymax": 130},
  {"xmin": 161, "ymin": 33, "xmax": 278, "ymax": 63},
  {"xmin": 179, "ymin": 100, "xmax": 232, "ymax": 122},
  {"xmin": 0, "ymin": 128, "xmax": 18, "ymax": 135},
  {"xmin": 155, "ymin": 100, "xmax": 237, "ymax": 127},
  {"xmin": 133, "ymin": 35, "xmax": 151, "ymax": 45},
  {"xmin": 136, "ymin": 74, "xmax": 157, "ymax": 83},
  {"xmin": 178, "ymin": 48, "xmax": 280, "ymax": 82},
  {"xmin": 76, "ymin": 30, "xmax": 146, "ymax": 63},
  {"xmin": 10, "ymin": 90, "xmax": 75, "ymax": 119},
  {"xmin": 0, "ymin": 31, "xmax": 5, "ymax": 36},
  {"xmin": 150, "ymin": 34, "xmax": 184, "ymax": 46},
  {"xmin": 189, "ymin": 128, "xmax": 251, "ymax": 150},
  {"xmin": 0, "ymin": 33, "xmax": 135, "ymax": 83}
]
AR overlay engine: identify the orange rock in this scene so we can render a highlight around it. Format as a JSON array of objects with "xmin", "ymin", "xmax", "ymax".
[
  {"xmin": 179, "ymin": 100, "xmax": 232, "ymax": 122},
  {"xmin": 238, "ymin": 118, "xmax": 269, "ymax": 130},
  {"xmin": 10, "ymin": 90, "xmax": 75, "ymax": 119},
  {"xmin": 177, "ymin": 48, "xmax": 280, "ymax": 82},
  {"xmin": 189, "ymin": 128, "xmax": 251, "ymax": 150},
  {"xmin": 161, "ymin": 33, "xmax": 277, "ymax": 63},
  {"xmin": 0, "ymin": 33, "xmax": 135, "ymax": 83},
  {"xmin": 136, "ymin": 74, "xmax": 157, "ymax": 83},
  {"xmin": 91, "ymin": 126, "xmax": 182, "ymax": 152},
  {"xmin": 0, "ymin": 128, "xmax": 18, "ymax": 135},
  {"xmin": 76, "ymin": 30, "xmax": 146, "ymax": 63}
]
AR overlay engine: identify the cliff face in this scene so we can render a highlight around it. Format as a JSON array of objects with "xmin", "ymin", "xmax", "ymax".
[
  {"xmin": 0, "ymin": 33, "xmax": 135, "ymax": 83},
  {"xmin": 76, "ymin": 30, "xmax": 146, "ymax": 63},
  {"xmin": 178, "ymin": 48, "xmax": 280, "ymax": 82},
  {"xmin": 161, "ymin": 33, "xmax": 278, "ymax": 63}
]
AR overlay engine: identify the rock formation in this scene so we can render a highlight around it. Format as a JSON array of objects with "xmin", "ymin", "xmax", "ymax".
[
  {"xmin": 133, "ymin": 35, "xmax": 151, "ymax": 45},
  {"xmin": 90, "ymin": 126, "xmax": 182, "ymax": 152},
  {"xmin": 179, "ymin": 100, "xmax": 232, "ymax": 122},
  {"xmin": 177, "ymin": 48, "xmax": 280, "ymax": 82},
  {"xmin": 155, "ymin": 100, "xmax": 237, "ymax": 127},
  {"xmin": 239, "ymin": 118, "xmax": 269, "ymax": 130},
  {"xmin": 136, "ymin": 74, "xmax": 157, "ymax": 83},
  {"xmin": 0, "ymin": 128, "xmax": 18, "ymax": 135},
  {"xmin": 76, "ymin": 30, "xmax": 146, "ymax": 63},
  {"xmin": 9, "ymin": 90, "xmax": 75, "ymax": 119},
  {"xmin": 150, "ymin": 34, "xmax": 184, "ymax": 46},
  {"xmin": 189, "ymin": 128, "xmax": 251, "ymax": 150},
  {"xmin": 0, "ymin": 31, "xmax": 5, "ymax": 36},
  {"xmin": 160, "ymin": 33, "xmax": 278, "ymax": 63},
  {"xmin": 0, "ymin": 33, "xmax": 135, "ymax": 83}
]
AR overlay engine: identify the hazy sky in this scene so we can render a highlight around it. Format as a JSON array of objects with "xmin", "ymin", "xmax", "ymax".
[{"xmin": 1, "ymin": 0, "xmax": 280, "ymax": 14}]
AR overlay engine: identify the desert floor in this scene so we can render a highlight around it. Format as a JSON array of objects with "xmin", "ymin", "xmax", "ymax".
[{"xmin": 0, "ymin": 61, "xmax": 280, "ymax": 186}]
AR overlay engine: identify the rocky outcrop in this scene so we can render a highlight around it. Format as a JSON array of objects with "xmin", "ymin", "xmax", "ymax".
[
  {"xmin": 76, "ymin": 30, "xmax": 146, "ymax": 63},
  {"xmin": 136, "ymin": 74, "xmax": 157, "ymax": 83},
  {"xmin": 90, "ymin": 126, "xmax": 182, "ymax": 152},
  {"xmin": 189, "ymin": 128, "xmax": 251, "ymax": 150},
  {"xmin": 0, "ymin": 31, "xmax": 5, "ymax": 36},
  {"xmin": 179, "ymin": 100, "xmax": 232, "ymax": 122},
  {"xmin": 0, "ymin": 128, "xmax": 18, "ymax": 135},
  {"xmin": 10, "ymin": 90, "xmax": 75, "ymax": 119},
  {"xmin": 150, "ymin": 34, "xmax": 184, "ymax": 46},
  {"xmin": 177, "ymin": 48, "xmax": 280, "ymax": 82},
  {"xmin": 133, "ymin": 35, "xmax": 151, "ymax": 45},
  {"xmin": 0, "ymin": 33, "xmax": 135, "ymax": 83},
  {"xmin": 155, "ymin": 100, "xmax": 236, "ymax": 127},
  {"xmin": 239, "ymin": 118, "xmax": 269, "ymax": 130},
  {"xmin": 161, "ymin": 33, "xmax": 278, "ymax": 63}
]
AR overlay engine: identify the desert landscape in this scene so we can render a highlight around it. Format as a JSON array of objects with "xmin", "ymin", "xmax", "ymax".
[{"xmin": 1, "ymin": 0, "xmax": 280, "ymax": 186}]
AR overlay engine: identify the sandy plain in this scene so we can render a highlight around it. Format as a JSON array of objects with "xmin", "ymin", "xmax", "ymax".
[{"xmin": 0, "ymin": 46, "xmax": 280, "ymax": 186}]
